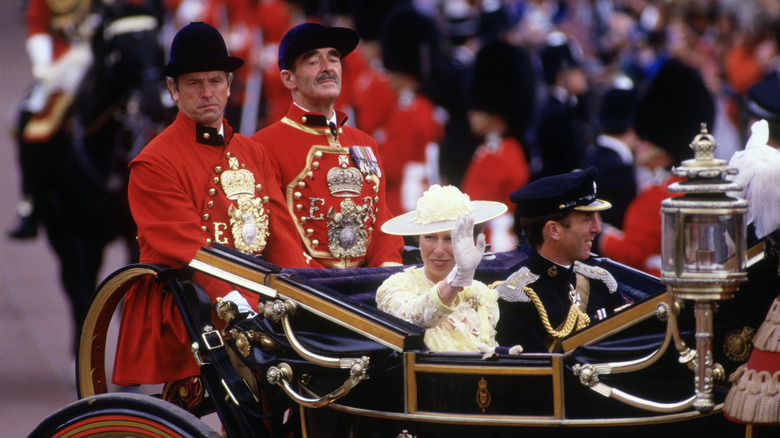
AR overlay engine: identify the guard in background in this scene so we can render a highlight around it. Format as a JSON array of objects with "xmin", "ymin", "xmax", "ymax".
[
  {"xmin": 461, "ymin": 39, "xmax": 535, "ymax": 252},
  {"xmin": 582, "ymin": 75, "xmax": 640, "ymax": 229}
]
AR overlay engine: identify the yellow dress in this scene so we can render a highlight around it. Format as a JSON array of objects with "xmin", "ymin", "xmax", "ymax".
[{"xmin": 376, "ymin": 266, "xmax": 499, "ymax": 352}]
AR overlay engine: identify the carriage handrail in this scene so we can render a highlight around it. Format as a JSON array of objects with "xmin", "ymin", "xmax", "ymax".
[{"xmin": 266, "ymin": 359, "xmax": 370, "ymax": 409}]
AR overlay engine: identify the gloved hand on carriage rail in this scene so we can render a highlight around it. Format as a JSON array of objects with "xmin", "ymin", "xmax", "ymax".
[
  {"xmin": 446, "ymin": 214, "xmax": 486, "ymax": 288},
  {"xmin": 220, "ymin": 290, "xmax": 257, "ymax": 317}
]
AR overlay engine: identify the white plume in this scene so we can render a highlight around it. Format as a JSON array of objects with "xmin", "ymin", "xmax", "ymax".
[{"xmin": 728, "ymin": 120, "xmax": 780, "ymax": 238}]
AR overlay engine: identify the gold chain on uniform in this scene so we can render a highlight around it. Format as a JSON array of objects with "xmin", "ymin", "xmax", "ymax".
[{"xmin": 523, "ymin": 286, "xmax": 590, "ymax": 338}]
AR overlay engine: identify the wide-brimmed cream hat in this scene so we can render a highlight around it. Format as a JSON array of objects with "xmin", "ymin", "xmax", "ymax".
[{"xmin": 381, "ymin": 185, "xmax": 508, "ymax": 236}]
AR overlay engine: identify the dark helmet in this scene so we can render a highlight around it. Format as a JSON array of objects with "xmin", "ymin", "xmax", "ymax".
[{"xmin": 163, "ymin": 22, "xmax": 244, "ymax": 77}]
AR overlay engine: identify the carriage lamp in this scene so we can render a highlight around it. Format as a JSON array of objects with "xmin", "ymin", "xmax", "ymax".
[{"xmin": 660, "ymin": 123, "xmax": 748, "ymax": 413}]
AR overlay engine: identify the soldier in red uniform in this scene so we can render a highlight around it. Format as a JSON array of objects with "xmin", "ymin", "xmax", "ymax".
[
  {"xmin": 112, "ymin": 22, "xmax": 310, "ymax": 395},
  {"xmin": 251, "ymin": 22, "xmax": 404, "ymax": 268},
  {"xmin": 462, "ymin": 40, "xmax": 535, "ymax": 252}
]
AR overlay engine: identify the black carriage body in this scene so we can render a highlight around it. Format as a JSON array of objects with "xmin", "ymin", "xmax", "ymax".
[{"xmin": 52, "ymin": 239, "xmax": 779, "ymax": 437}]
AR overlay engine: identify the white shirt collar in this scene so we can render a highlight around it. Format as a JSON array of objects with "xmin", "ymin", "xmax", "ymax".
[{"xmin": 596, "ymin": 134, "xmax": 633, "ymax": 165}]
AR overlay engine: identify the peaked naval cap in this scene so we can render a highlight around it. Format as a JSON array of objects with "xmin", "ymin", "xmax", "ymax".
[{"xmin": 510, "ymin": 167, "xmax": 611, "ymax": 217}]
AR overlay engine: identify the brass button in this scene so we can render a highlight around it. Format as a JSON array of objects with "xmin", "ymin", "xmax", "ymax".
[
  {"xmin": 312, "ymin": 239, "xmax": 319, "ymax": 247},
  {"xmin": 294, "ymin": 192, "xmax": 302, "ymax": 200},
  {"xmin": 214, "ymin": 165, "xmax": 222, "ymax": 174},
  {"xmin": 203, "ymin": 132, "xmax": 211, "ymax": 140},
  {"xmin": 295, "ymin": 204, "xmax": 303, "ymax": 211},
  {"xmin": 298, "ymin": 181, "xmax": 306, "ymax": 189},
  {"xmin": 300, "ymin": 216, "xmax": 308, "ymax": 223},
  {"xmin": 208, "ymin": 188, "xmax": 217, "ymax": 196},
  {"xmin": 202, "ymin": 213, "xmax": 210, "ymax": 221},
  {"xmin": 312, "ymin": 162, "xmax": 320, "ymax": 170},
  {"xmin": 314, "ymin": 151, "xmax": 323, "ymax": 159},
  {"xmin": 207, "ymin": 201, "xmax": 213, "ymax": 208},
  {"xmin": 213, "ymin": 177, "xmax": 219, "ymax": 184},
  {"xmin": 262, "ymin": 196, "xmax": 269, "ymax": 204},
  {"xmin": 256, "ymin": 184, "xmax": 262, "ymax": 191},
  {"xmin": 306, "ymin": 228, "xmax": 314, "ymax": 236},
  {"xmin": 301, "ymin": 116, "xmax": 307, "ymax": 123},
  {"xmin": 307, "ymin": 171, "xmax": 314, "ymax": 179},
  {"xmin": 206, "ymin": 238, "xmax": 212, "ymax": 244}
]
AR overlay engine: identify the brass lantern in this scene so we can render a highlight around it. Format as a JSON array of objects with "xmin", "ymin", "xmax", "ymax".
[{"xmin": 660, "ymin": 123, "xmax": 748, "ymax": 412}]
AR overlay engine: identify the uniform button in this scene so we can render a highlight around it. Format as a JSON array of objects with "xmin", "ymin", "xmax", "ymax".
[
  {"xmin": 298, "ymin": 181, "xmax": 306, "ymax": 189},
  {"xmin": 312, "ymin": 162, "xmax": 320, "ymax": 170},
  {"xmin": 202, "ymin": 213, "xmax": 210, "ymax": 221},
  {"xmin": 295, "ymin": 204, "xmax": 303, "ymax": 211},
  {"xmin": 206, "ymin": 238, "xmax": 212, "ymax": 244},
  {"xmin": 301, "ymin": 116, "xmax": 307, "ymax": 123},
  {"xmin": 207, "ymin": 201, "xmax": 213, "ymax": 208},
  {"xmin": 214, "ymin": 166, "xmax": 222, "ymax": 173},
  {"xmin": 307, "ymin": 171, "xmax": 314, "ymax": 179},
  {"xmin": 312, "ymin": 239, "xmax": 319, "ymax": 247},
  {"xmin": 314, "ymin": 151, "xmax": 323, "ymax": 159},
  {"xmin": 256, "ymin": 184, "xmax": 262, "ymax": 191},
  {"xmin": 209, "ymin": 188, "xmax": 217, "ymax": 196},
  {"xmin": 294, "ymin": 192, "xmax": 302, "ymax": 200},
  {"xmin": 202, "ymin": 226, "xmax": 207, "ymax": 231},
  {"xmin": 213, "ymin": 177, "xmax": 219, "ymax": 184},
  {"xmin": 300, "ymin": 216, "xmax": 308, "ymax": 223},
  {"xmin": 306, "ymin": 228, "xmax": 314, "ymax": 236},
  {"xmin": 374, "ymin": 196, "xmax": 379, "ymax": 203},
  {"xmin": 262, "ymin": 196, "xmax": 269, "ymax": 204},
  {"xmin": 203, "ymin": 132, "xmax": 211, "ymax": 140}
]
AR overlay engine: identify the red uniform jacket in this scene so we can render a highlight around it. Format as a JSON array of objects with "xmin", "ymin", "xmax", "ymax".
[
  {"xmin": 252, "ymin": 104, "xmax": 404, "ymax": 268},
  {"xmin": 377, "ymin": 91, "xmax": 444, "ymax": 215},
  {"xmin": 113, "ymin": 113, "xmax": 309, "ymax": 385}
]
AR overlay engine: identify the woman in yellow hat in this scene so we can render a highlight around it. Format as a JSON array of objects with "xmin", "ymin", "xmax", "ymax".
[{"xmin": 377, "ymin": 185, "xmax": 508, "ymax": 353}]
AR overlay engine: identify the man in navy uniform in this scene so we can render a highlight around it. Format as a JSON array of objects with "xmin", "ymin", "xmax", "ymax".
[{"xmin": 495, "ymin": 167, "xmax": 629, "ymax": 352}]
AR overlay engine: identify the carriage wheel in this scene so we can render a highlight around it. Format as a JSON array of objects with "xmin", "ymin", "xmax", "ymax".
[
  {"xmin": 77, "ymin": 265, "xmax": 165, "ymax": 398},
  {"xmin": 28, "ymin": 393, "xmax": 222, "ymax": 438}
]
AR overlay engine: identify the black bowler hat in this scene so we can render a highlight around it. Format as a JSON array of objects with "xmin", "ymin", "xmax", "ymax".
[
  {"xmin": 510, "ymin": 167, "xmax": 612, "ymax": 217},
  {"xmin": 746, "ymin": 72, "xmax": 780, "ymax": 123},
  {"xmin": 278, "ymin": 22, "xmax": 359, "ymax": 71},
  {"xmin": 163, "ymin": 22, "xmax": 244, "ymax": 77}
]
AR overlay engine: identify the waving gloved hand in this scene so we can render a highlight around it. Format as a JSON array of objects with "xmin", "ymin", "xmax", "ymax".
[{"xmin": 446, "ymin": 214, "xmax": 486, "ymax": 287}]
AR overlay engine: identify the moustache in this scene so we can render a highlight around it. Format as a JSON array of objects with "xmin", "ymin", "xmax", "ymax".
[{"xmin": 315, "ymin": 73, "xmax": 338, "ymax": 84}]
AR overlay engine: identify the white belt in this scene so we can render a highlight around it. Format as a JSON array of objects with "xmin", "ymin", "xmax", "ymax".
[{"xmin": 104, "ymin": 15, "xmax": 158, "ymax": 39}]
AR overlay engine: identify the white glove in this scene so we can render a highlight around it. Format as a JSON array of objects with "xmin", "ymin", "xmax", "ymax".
[
  {"xmin": 446, "ymin": 214, "xmax": 486, "ymax": 287},
  {"xmin": 221, "ymin": 290, "xmax": 257, "ymax": 316},
  {"xmin": 26, "ymin": 34, "xmax": 53, "ymax": 81}
]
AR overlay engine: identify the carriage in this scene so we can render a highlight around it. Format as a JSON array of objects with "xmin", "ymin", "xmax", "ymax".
[{"xmin": 29, "ymin": 234, "xmax": 778, "ymax": 437}]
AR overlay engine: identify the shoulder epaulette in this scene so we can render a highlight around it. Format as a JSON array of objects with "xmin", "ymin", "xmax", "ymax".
[
  {"xmin": 495, "ymin": 266, "xmax": 538, "ymax": 302},
  {"xmin": 573, "ymin": 261, "xmax": 618, "ymax": 293}
]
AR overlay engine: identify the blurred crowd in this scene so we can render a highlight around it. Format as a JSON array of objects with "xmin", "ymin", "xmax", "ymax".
[{"xmin": 16, "ymin": 0, "xmax": 780, "ymax": 277}]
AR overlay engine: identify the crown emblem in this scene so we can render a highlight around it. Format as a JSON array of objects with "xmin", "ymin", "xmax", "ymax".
[
  {"xmin": 326, "ymin": 166, "xmax": 363, "ymax": 197},
  {"xmin": 221, "ymin": 156, "xmax": 256, "ymax": 200}
]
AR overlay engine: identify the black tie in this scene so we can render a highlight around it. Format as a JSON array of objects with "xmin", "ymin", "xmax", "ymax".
[{"xmin": 328, "ymin": 122, "xmax": 338, "ymax": 137}]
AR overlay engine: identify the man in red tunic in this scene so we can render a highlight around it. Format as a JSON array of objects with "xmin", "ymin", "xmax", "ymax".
[
  {"xmin": 251, "ymin": 22, "xmax": 403, "ymax": 268},
  {"xmin": 113, "ymin": 22, "xmax": 310, "ymax": 392}
]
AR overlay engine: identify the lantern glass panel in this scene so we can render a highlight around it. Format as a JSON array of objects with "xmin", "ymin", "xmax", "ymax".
[
  {"xmin": 662, "ymin": 211, "xmax": 678, "ymax": 273},
  {"xmin": 682, "ymin": 213, "xmax": 744, "ymax": 273}
]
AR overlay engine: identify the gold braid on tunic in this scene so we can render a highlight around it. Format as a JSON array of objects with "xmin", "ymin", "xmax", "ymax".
[{"xmin": 523, "ymin": 287, "xmax": 590, "ymax": 339}]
